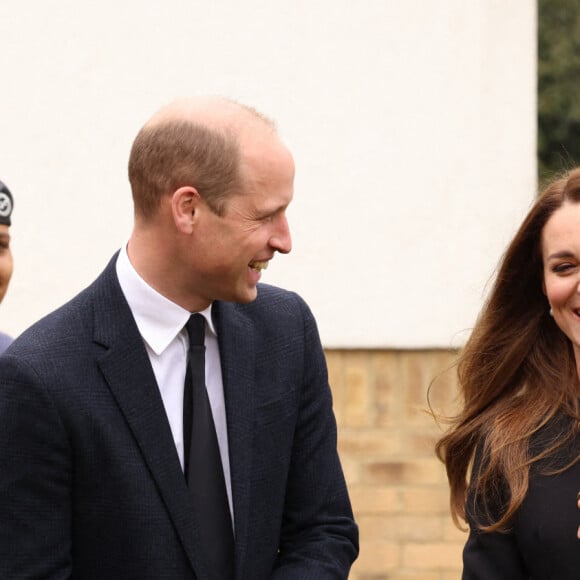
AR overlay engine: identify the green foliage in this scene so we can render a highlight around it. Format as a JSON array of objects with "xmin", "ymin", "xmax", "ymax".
[{"xmin": 538, "ymin": 0, "xmax": 580, "ymax": 183}]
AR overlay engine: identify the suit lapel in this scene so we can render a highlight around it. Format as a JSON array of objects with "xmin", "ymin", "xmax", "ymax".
[
  {"xmin": 213, "ymin": 301, "xmax": 256, "ymax": 578},
  {"xmin": 91, "ymin": 258, "xmax": 205, "ymax": 578}
]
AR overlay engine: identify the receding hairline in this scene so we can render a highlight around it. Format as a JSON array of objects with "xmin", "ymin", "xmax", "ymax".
[{"xmin": 143, "ymin": 96, "xmax": 277, "ymax": 140}]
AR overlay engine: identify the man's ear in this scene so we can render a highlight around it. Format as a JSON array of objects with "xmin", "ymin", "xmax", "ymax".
[{"xmin": 171, "ymin": 186, "xmax": 201, "ymax": 233}]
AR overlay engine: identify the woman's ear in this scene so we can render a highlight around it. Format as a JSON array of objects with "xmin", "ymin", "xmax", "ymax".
[{"xmin": 171, "ymin": 186, "xmax": 200, "ymax": 233}]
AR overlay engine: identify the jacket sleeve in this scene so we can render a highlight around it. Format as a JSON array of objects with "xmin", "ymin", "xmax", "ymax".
[
  {"xmin": 271, "ymin": 296, "xmax": 359, "ymax": 579},
  {"xmin": 462, "ymin": 524, "xmax": 528, "ymax": 580},
  {"xmin": 461, "ymin": 445, "xmax": 528, "ymax": 580},
  {"xmin": 0, "ymin": 353, "xmax": 72, "ymax": 579}
]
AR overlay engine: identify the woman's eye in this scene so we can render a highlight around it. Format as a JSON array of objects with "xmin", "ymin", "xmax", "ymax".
[{"xmin": 553, "ymin": 263, "xmax": 574, "ymax": 273}]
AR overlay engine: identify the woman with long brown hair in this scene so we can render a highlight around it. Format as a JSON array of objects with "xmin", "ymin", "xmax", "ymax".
[{"xmin": 436, "ymin": 168, "xmax": 580, "ymax": 578}]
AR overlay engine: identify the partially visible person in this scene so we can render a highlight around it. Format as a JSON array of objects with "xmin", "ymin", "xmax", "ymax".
[
  {"xmin": 0, "ymin": 180, "xmax": 13, "ymax": 353},
  {"xmin": 436, "ymin": 167, "xmax": 580, "ymax": 579}
]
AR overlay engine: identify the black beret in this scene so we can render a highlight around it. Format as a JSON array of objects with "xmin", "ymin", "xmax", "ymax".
[{"xmin": 0, "ymin": 181, "xmax": 13, "ymax": 226}]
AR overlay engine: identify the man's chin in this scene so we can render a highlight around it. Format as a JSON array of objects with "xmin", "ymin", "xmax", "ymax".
[{"xmin": 224, "ymin": 286, "xmax": 259, "ymax": 305}]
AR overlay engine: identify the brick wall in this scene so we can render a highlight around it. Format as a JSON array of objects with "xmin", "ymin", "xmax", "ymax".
[{"xmin": 326, "ymin": 348, "xmax": 466, "ymax": 580}]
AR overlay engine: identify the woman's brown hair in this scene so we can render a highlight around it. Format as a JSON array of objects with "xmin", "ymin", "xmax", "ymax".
[{"xmin": 436, "ymin": 168, "xmax": 580, "ymax": 531}]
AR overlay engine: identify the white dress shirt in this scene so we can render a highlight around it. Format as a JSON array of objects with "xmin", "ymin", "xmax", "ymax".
[{"xmin": 115, "ymin": 244, "xmax": 233, "ymax": 519}]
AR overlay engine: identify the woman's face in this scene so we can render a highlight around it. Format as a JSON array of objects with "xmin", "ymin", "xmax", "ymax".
[
  {"xmin": 0, "ymin": 224, "xmax": 12, "ymax": 304},
  {"xmin": 542, "ymin": 201, "xmax": 580, "ymax": 362}
]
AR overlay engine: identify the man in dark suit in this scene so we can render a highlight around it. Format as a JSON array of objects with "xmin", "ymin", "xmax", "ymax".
[{"xmin": 0, "ymin": 97, "xmax": 358, "ymax": 579}]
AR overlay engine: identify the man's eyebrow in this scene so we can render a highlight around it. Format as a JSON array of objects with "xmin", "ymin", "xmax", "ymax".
[{"xmin": 254, "ymin": 205, "xmax": 286, "ymax": 219}]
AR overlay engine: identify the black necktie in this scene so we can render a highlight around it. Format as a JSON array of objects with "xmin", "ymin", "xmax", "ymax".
[{"xmin": 183, "ymin": 313, "xmax": 234, "ymax": 580}]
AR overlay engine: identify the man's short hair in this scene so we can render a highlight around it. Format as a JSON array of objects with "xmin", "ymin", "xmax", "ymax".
[{"xmin": 128, "ymin": 120, "xmax": 240, "ymax": 218}]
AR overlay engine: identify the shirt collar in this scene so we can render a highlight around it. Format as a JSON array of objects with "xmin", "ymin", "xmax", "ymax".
[{"xmin": 115, "ymin": 243, "xmax": 217, "ymax": 355}]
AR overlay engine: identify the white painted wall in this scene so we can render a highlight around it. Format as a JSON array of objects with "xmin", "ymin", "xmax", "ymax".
[{"xmin": 0, "ymin": 0, "xmax": 536, "ymax": 348}]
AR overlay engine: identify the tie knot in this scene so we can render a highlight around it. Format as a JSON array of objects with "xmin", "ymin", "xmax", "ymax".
[{"xmin": 186, "ymin": 313, "xmax": 205, "ymax": 348}]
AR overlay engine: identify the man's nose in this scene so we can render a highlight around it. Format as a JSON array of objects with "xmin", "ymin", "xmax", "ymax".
[{"xmin": 270, "ymin": 214, "xmax": 292, "ymax": 254}]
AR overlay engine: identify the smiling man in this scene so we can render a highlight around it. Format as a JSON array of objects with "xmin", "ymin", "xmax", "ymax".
[
  {"xmin": 0, "ymin": 97, "xmax": 358, "ymax": 579},
  {"xmin": 0, "ymin": 180, "xmax": 13, "ymax": 353}
]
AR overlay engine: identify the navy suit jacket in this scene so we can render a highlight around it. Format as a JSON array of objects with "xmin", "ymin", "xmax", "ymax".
[{"xmin": 0, "ymin": 256, "xmax": 358, "ymax": 579}]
